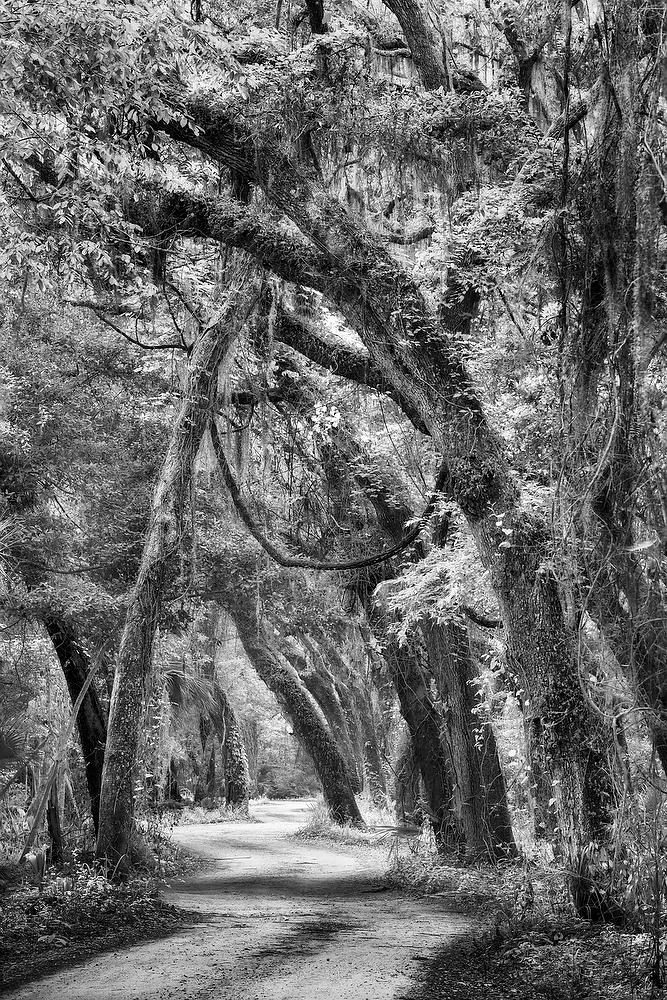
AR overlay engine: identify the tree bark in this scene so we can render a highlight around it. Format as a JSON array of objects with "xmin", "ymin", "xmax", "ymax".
[
  {"xmin": 46, "ymin": 765, "xmax": 64, "ymax": 866},
  {"xmin": 194, "ymin": 715, "xmax": 215, "ymax": 802},
  {"xmin": 313, "ymin": 636, "xmax": 387, "ymax": 803},
  {"xmin": 287, "ymin": 639, "xmax": 364, "ymax": 793},
  {"xmin": 229, "ymin": 604, "xmax": 363, "ymax": 825},
  {"xmin": 393, "ymin": 727, "xmax": 421, "ymax": 825},
  {"xmin": 165, "ymin": 758, "xmax": 182, "ymax": 802},
  {"xmin": 43, "ymin": 616, "xmax": 107, "ymax": 834},
  {"xmin": 96, "ymin": 278, "xmax": 254, "ymax": 864},
  {"xmin": 380, "ymin": 0, "xmax": 449, "ymax": 90},
  {"xmin": 365, "ymin": 604, "xmax": 459, "ymax": 848},
  {"xmin": 209, "ymin": 682, "xmax": 250, "ymax": 808},
  {"xmin": 423, "ymin": 619, "xmax": 515, "ymax": 856}
]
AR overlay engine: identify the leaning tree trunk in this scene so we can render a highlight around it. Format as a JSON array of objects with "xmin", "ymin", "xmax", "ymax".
[
  {"xmin": 299, "ymin": 668, "xmax": 363, "ymax": 793},
  {"xmin": 165, "ymin": 758, "xmax": 182, "ymax": 802},
  {"xmin": 229, "ymin": 604, "xmax": 362, "ymax": 825},
  {"xmin": 286, "ymin": 639, "xmax": 363, "ymax": 793},
  {"xmin": 356, "ymin": 691, "xmax": 388, "ymax": 804},
  {"xmin": 43, "ymin": 616, "xmax": 107, "ymax": 834},
  {"xmin": 313, "ymin": 636, "xmax": 387, "ymax": 803},
  {"xmin": 194, "ymin": 715, "xmax": 215, "ymax": 802},
  {"xmin": 393, "ymin": 727, "xmax": 422, "ymax": 825},
  {"xmin": 329, "ymin": 673, "xmax": 367, "ymax": 791},
  {"xmin": 97, "ymin": 279, "xmax": 254, "ymax": 864}
]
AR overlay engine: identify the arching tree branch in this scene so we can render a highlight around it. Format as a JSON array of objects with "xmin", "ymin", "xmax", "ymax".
[
  {"xmin": 275, "ymin": 307, "xmax": 430, "ymax": 434},
  {"xmin": 209, "ymin": 418, "xmax": 446, "ymax": 570}
]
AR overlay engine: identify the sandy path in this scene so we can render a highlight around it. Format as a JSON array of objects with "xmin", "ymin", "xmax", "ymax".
[{"xmin": 5, "ymin": 800, "xmax": 469, "ymax": 1000}]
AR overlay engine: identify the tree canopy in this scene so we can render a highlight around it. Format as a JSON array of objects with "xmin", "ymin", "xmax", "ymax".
[{"xmin": 1, "ymin": 0, "xmax": 666, "ymax": 929}]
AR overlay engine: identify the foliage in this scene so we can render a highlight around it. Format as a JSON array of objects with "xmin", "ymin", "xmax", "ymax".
[
  {"xmin": 0, "ymin": 860, "xmax": 197, "ymax": 991},
  {"xmin": 176, "ymin": 801, "xmax": 253, "ymax": 824},
  {"xmin": 294, "ymin": 796, "xmax": 388, "ymax": 847}
]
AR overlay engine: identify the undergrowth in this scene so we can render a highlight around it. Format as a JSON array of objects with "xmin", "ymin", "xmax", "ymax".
[
  {"xmin": 293, "ymin": 795, "xmax": 412, "ymax": 848},
  {"xmin": 174, "ymin": 802, "xmax": 254, "ymax": 825},
  {"xmin": 0, "ymin": 801, "xmax": 200, "ymax": 990},
  {"xmin": 0, "ymin": 858, "xmax": 198, "ymax": 991},
  {"xmin": 389, "ymin": 848, "xmax": 666, "ymax": 1000},
  {"xmin": 294, "ymin": 796, "xmax": 665, "ymax": 998}
]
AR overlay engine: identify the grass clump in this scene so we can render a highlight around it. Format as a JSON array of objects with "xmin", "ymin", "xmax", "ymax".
[
  {"xmin": 293, "ymin": 796, "xmax": 404, "ymax": 849},
  {"xmin": 175, "ymin": 801, "xmax": 253, "ymax": 825}
]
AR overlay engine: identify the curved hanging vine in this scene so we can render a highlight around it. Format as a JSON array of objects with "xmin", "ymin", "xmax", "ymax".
[{"xmin": 209, "ymin": 418, "xmax": 448, "ymax": 572}]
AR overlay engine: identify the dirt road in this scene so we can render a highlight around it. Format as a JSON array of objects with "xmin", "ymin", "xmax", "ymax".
[{"xmin": 5, "ymin": 800, "xmax": 469, "ymax": 999}]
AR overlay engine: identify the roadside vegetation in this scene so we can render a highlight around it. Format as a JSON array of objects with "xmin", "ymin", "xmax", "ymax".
[{"xmin": 0, "ymin": 818, "xmax": 197, "ymax": 991}]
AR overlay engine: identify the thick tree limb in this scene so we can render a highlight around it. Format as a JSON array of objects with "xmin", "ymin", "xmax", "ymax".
[
  {"xmin": 156, "ymin": 93, "xmax": 512, "ymax": 523},
  {"xmin": 380, "ymin": 0, "xmax": 449, "ymax": 90},
  {"xmin": 275, "ymin": 307, "xmax": 430, "ymax": 433},
  {"xmin": 379, "ymin": 0, "xmax": 485, "ymax": 93}
]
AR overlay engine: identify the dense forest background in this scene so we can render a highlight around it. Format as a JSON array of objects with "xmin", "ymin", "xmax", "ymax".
[{"xmin": 1, "ymin": 0, "xmax": 666, "ymax": 973}]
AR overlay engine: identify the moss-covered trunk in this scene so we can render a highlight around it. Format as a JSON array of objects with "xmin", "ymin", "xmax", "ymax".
[
  {"xmin": 369, "ymin": 610, "xmax": 458, "ymax": 848},
  {"xmin": 287, "ymin": 641, "xmax": 363, "ymax": 793},
  {"xmin": 230, "ymin": 605, "xmax": 362, "ymax": 825},
  {"xmin": 313, "ymin": 636, "xmax": 388, "ymax": 804},
  {"xmin": 423, "ymin": 619, "xmax": 515, "ymax": 856},
  {"xmin": 393, "ymin": 727, "xmax": 422, "ymax": 825},
  {"xmin": 96, "ymin": 285, "xmax": 252, "ymax": 865},
  {"xmin": 477, "ymin": 514, "xmax": 616, "ymax": 863},
  {"xmin": 209, "ymin": 682, "xmax": 250, "ymax": 808}
]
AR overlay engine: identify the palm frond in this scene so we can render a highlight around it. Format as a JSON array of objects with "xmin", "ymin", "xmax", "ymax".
[
  {"xmin": 163, "ymin": 668, "xmax": 215, "ymax": 714},
  {"xmin": 0, "ymin": 721, "xmax": 26, "ymax": 763},
  {"xmin": 0, "ymin": 516, "xmax": 22, "ymax": 560}
]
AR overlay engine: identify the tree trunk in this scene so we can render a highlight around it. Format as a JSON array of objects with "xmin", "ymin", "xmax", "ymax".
[
  {"xmin": 206, "ymin": 742, "xmax": 216, "ymax": 799},
  {"xmin": 366, "ymin": 606, "xmax": 458, "ymax": 848},
  {"xmin": 300, "ymin": 668, "xmax": 363, "ymax": 793},
  {"xmin": 393, "ymin": 727, "xmax": 421, "ymax": 825},
  {"xmin": 96, "ymin": 280, "xmax": 253, "ymax": 864},
  {"xmin": 314, "ymin": 636, "xmax": 387, "ymax": 803},
  {"xmin": 330, "ymin": 674, "xmax": 367, "ymax": 791},
  {"xmin": 47, "ymin": 765, "xmax": 64, "ymax": 866},
  {"xmin": 488, "ymin": 529, "xmax": 616, "ymax": 863},
  {"xmin": 357, "ymin": 694, "xmax": 388, "ymax": 804},
  {"xmin": 209, "ymin": 682, "xmax": 250, "ymax": 808},
  {"xmin": 166, "ymin": 758, "xmax": 182, "ymax": 802},
  {"xmin": 380, "ymin": 0, "xmax": 449, "ymax": 90},
  {"xmin": 423, "ymin": 619, "xmax": 515, "ymax": 856},
  {"xmin": 229, "ymin": 604, "xmax": 363, "ymax": 825},
  {"xmin": 194, "ymin": 716, "xmax": 214, "ymax": 802},
  {"xmin": 286, "ymin": 640, "xmax": 364, "ymax": 793},
  {"xmin": 43, "ymin": 616, "xmax": 107, "ymax": 834},
  {"xmin": 523, "ymin": 714, "xmax": 557, "ymax": 842}
]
